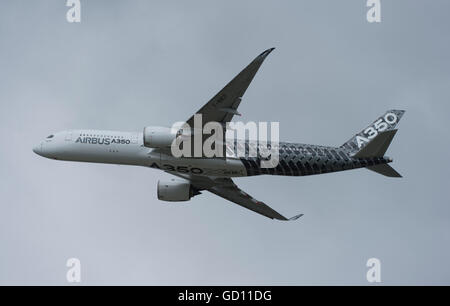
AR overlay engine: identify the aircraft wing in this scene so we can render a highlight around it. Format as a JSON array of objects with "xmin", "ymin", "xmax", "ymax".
[
  {"xmin": 185, "ymin": 48, "xmax": 275, "ymax": 128},
  {"xmin": 168, "ymin": 172, "xmax": 303, "ymax": 221},
  {"xmin": 207, "ymin": 180, "xmax": 303, "ymax": 221}
]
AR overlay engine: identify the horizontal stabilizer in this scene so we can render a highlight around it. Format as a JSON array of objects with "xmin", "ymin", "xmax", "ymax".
[
  {"xmin": 353, "ymin": 130, "xmax": 397, "ymax": 158},
  {"xmin": 367, "ymin": 164, "xmax": 402, "ymax": 177}
]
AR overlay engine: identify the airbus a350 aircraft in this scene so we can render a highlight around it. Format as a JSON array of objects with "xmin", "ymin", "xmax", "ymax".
[{"xmin": 33, "ymin": 48, "xmax": 404, "ymax": 221}]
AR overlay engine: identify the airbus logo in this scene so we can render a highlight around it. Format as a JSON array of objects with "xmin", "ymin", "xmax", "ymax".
[{"xmin": 75, "ymin": 137, "xmax": 131, "ymax": 145}]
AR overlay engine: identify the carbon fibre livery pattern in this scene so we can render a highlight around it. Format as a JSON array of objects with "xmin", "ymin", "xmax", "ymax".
[
  {"xmin": 227, "ymin": 109, "xmax": 404, "ymax": 177},
  {"xmin": 237, "ymin": 142, "xmax": 391, "ymax": 177}
]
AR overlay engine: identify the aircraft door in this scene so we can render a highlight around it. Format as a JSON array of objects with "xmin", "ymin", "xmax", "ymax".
[{"xmin": 65, "ymin": 131, "xmax": 72, "ymax": 141}]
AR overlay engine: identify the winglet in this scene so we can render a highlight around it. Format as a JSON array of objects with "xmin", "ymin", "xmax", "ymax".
[
  {"xmin": 257, "ymin": 47, "xmax": 275, "ymax": 60},
  {"xmin": 287, "ymin": 213, "xmax": 304, "ymax": 221}
]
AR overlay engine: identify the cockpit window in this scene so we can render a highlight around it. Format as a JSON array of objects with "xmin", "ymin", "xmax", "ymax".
[{"xmin": 46, "ymin": 135, "xmax": 54, "ymax": 139}]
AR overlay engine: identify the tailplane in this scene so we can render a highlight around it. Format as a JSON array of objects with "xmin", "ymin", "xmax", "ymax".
[
  {"xmin": 352, "ymin": 130, "xmax": 403, "ymax": 177},
  {"xmin": 367, "ymin": 164, "xmax": 402, "ymax": 177}
]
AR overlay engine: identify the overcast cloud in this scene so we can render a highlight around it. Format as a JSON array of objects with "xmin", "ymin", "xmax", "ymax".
[{"xmin": 1, "ymin": 0, "xmax": 449, "ymax": 285}]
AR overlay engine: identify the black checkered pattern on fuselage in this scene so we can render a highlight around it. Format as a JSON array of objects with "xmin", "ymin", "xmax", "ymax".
[{"xmin": 230, "ymin": 140, "xmax": 389, "ymax": 176}]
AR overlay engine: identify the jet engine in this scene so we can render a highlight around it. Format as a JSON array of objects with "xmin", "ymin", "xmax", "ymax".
[
  {"xmin": 143, "ymin": 126, "xmax": 177, "ymax": 148},
  {"xmin": 157, "ymin": 178, "xmax": 201, "ymax": 202}
]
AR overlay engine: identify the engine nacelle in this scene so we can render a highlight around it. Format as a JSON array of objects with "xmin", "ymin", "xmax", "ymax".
[
  {"xmin": 143, "ymin": 126, "xmax": 177, "ymax": 148},
  {"xmin": 157, "ymin": 178, "xmax": 200, "ymax": 202}
]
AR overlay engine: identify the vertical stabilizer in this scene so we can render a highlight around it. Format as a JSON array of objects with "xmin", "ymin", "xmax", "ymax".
[{"xmin": 341, "ymin": 110, "xmax": 405, "ymax": 153}]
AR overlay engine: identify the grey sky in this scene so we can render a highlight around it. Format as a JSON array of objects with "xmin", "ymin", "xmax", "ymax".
[{"xmin": 1, "ymin": 0, "xmax": 449, "ymax": 285}]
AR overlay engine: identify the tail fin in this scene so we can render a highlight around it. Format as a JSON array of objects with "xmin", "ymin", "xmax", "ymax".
[
  {"xmin": 341, "ymin": 110, "xmax": 405, "ymax": 154},
  {"xmin": 351, "ymin": 129, "xmax": 403, "ymax": 178},
  {"xmin": 353, "ymin": 129, "xmax": 397, "ymax": 158}
]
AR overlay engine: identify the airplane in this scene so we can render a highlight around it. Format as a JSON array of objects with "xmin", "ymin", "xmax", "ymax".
[{"xmin": 33, "ymin": 48, "xmax": 405, "ymax": 221}]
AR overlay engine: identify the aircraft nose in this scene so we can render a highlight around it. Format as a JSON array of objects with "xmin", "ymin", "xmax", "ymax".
[{"xmin": 33, "ymin": 144, "xmax": 41, "ymax": 155}]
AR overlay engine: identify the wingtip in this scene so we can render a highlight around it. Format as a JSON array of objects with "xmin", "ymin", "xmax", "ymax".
[
  {"xmin": 288, "ymin": 213, "xmax": 304, "ymax": 221},
  {"xmin": 274, "ymin": 213, "xmax": 303, "ymax": 221},
  {"xmin": 258, "ymin": 47, "xmax": 276, "ymax": 59}
]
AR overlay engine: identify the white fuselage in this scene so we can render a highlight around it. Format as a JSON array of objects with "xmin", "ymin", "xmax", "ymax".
[{"xmin": 33, "ymin": 130, "xmax": 247, "ymax": 177}]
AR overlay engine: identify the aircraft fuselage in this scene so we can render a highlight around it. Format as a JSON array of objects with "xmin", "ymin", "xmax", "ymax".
[{"xmin": 33, "ymin": 129, "xmax": 391, "ymax": 178}]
